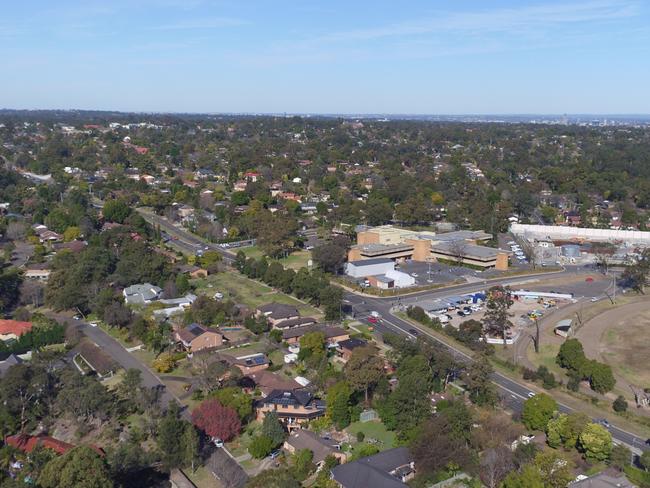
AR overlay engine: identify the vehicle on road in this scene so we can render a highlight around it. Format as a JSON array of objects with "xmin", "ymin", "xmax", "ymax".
[
  {"xmin": 370, "ymin": 311, "xmax": 380, "ymax": 318},
  {"xmin": 597, "ymin": 419, "xmax": 610, "ymax": 428},
  {"xmin": 408, "ymin": 328, "xmax": 419, "ymax": 336},
  {"xmin": 367, "ymin": 316, "xmax": 378, "ymax": 324},
  {"xmin": 411, "ymin": 273, "xmax": 418, "ymax": 277},
  {"xmin": 527, "ymin": 392, "xmax": 536, "ymax": 398},
  {"xmin": 88, "ymin": 321, "xmax": 99, "ymax": 327},
  {"xmin": 212, "ymin": 438, "xmax": 224, "ymax": 448}
]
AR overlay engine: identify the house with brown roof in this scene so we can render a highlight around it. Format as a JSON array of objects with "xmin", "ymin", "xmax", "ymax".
[
  {"xmin": 74, "ymin": 339, "xmax": 118, "ymax": 379},
  {"xmin": 174, "ymin": 323, "xmax": 225, "ymax": 353},
  {"xmin": 220, "ymin": 352, "xmax": 269, "ymax": 375},
  {"xmin": 256, "ymin": 303, "xmax": 300, "ymax": 327},
  {"xmin": 175, "ymin": 264, "xmax": 208, "ymax": 278},
  {"xmin": 282, "ymin": 325, "xmax": 350, "ymax": 345},
  {"xmin": 284, "ymin": 430, "xmax": 347, "ymax": 468},
  {"xmin": 246, "ymin": 370, "xmax": 302, "ymax": 397},
  {"xmin": 336, "ymin": 338, "xmax": 369, "ymax": 363},
  {"xmin": 272, "ymin": 316, "xmax": 318, "ymax": 330},
  {"xmin": 0, "ymin": 320, "xmax": 33, "ymax": 343},
  {"xmin": 5, "ymin": 434, "xmax": 81, "ymax": 456},
  {"xmin": 255, "ymin": 389, "xmax": 326, "ymax": 430}
]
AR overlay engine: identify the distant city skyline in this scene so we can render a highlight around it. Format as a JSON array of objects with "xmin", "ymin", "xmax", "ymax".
[{"xmin": 1, "ymin": 0, "xmax": 649, "ymax": 114}]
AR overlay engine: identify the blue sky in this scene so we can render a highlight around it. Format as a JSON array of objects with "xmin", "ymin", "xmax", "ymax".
[{"xmin": 1, "ymin": 0, "xmax": 649, "ymax": 114}]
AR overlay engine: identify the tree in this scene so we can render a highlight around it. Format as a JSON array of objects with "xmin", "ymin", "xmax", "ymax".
[
  {"xmin": 479, "ymin": 446, "xmax": 513, "ymax": 488},
  {"xmin": 522, "ymin": 393, "xmax": 557, "ymax": 431},
  {"xmin": 261, "ymin": 411, "xmax": 286, "ymax": 448},
  {"xmin": 578, "ymin": 423, "xmax": 612, "ymax": 462},
  {"xmin": 212, "ymin": 387, "xmax": 253, "ymax": 421},
  {"xmin": 613, "ymin": 395, "xmax": 628, "ymax": 413},
  {"xmin": 191, "ymin": 399, "xmax": 241, "ymax": 441},
  {"xmin": 249, "ymin": 435, "xmax": 274, "ymax": 459},
  {"xmin": 482, "ymin": 285, "xmax": 513, "ymax": 345},
  {"xmin": 103, "ymin": 301, "xmax": 132, "ymax": 328},
  {"xmin": 622, "ymin": 249, "xmax": 650, "ymax": 293},
  {"xmin": 246, "ymin": 468, "xmax": 300, "ymax": 488},
  {"xmin": 38, "ymin": 446, "xmax": 112, "ymax": 488},
  {"xmin": 546, "ymin": 412, "xmax": 589, "ymax": 449},
  {"xmin": 556, "ymin": 338, "xmax": 585, "ymax": 372},
  {"xmin": 344, "ymin": 345, "xmax": 384, "ymax": 404},
  {"xmin": 312, "ymin": 242, "xmax": 347, "ymax": 273},
  {"xmin": 465, "ymin": 353, "xmax": 497, "ymax": 406},
  {"xmin": 157, "ymin": 403, "xmax": 187, "ymax": 470},
  {"xmin": 534, "ymin": 450, "xmax": 574, "ymax": 488},
  {"xmin": 501, "ymin": 464, "xmax": 544, "ymax": 488},
  {"xmin": 587, "ymin": 361, "xmax": 615, "ymax": 394},
  {"xmin": 640, "ymin": 450, "xmax": 650, "ymax": 472},
  {"xmin": 291, "ymin": 448, "xmax": 315, "ymax": 481},
  {"xmin": 609, "ymin": 444, "xmax": 631, "ymax": 471},
  {"xmin": 181, "ymin": 424, "xmax": 201, "ymax": 472},
  {"xmin": 298, "ymin": 332, "xmax": 326, "ymax": 363},
  {"xmin": 63, "ymin": 226, "xmax": 82, "ymax": 242},
  {"xmin": 320, "ymin": 285, "xmax": 344, "ymax": 320},
  {"xmin": 103, "ymin": 199, "xmax": 131, "ymax": 223},
  {"xmin": 326, "ymin": 381, "xmax": 352, "ymax": 429}
]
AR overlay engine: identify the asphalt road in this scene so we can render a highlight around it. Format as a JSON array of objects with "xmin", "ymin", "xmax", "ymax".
[
  {"xmin": 348, "ymin": 290, "xmax": 648, "ymax": 453},
  {"xmin": 133, "ymin": 210, "xmax": 647, "ymax": 452}
]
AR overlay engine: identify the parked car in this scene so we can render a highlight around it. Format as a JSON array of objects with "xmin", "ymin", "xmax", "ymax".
[
  {"xmin": 367, "ymin": 316, "xmax": 378, "ymax": 324},
  {"xmin": 270, "ymin": 450, "xmax": 281, "ymax": 459},
  {"xmin": 212, "ymin": 438, "xmax": 224, "ymax": 448},
  {"xmin": 457, "ymin": 310, "xmax": 469, "ymax": 317}
]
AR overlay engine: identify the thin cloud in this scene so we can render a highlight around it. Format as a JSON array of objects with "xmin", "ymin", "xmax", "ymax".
[
  {"xmin": 313, "ymin": 0, "xmax": 640, "ymax": 43},
  {"xmin": 151, "ymin": 17, "xmax": 249, "ymax": 30}
]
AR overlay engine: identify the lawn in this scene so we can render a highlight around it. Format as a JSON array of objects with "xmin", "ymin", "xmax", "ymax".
[
  {"xmin": 345, "ymin": 420, "xmax": 396, "ymax": 451},
  {"xmin": 241, "ymin": 246, "xmax": 312, "ymax": 270},
  {"xmin": 193, "ymin": 271, "xmax": 322, "ymax": 318}
]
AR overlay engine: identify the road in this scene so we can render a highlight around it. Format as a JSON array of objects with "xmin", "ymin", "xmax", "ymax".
[
  {"xmin": 55, "ymin": 313, "xmax": 249, "ymax": 487},
  {"xmin": 347, "ymin": 290, "xmax": 648, "ymax": 454},
  {"xmin": 134, "ymin": 210, "xmax": 648, "ymax": 452}
]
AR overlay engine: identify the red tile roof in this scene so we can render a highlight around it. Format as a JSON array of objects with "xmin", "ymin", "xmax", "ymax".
[
  {"xmin": 0, "ymin": 320, "xmax": 32, "ymax": 337},
  {"xmin": 6, "ymin": 434, "xmax": 73, "ymax": 455}
]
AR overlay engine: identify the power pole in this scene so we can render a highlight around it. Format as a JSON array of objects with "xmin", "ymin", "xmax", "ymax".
[{"xmin": 534, "ymin": 317, "xmax": 540, "ymax": 353}]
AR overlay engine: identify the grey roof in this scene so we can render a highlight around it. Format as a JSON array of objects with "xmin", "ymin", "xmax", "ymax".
[
  {"xmin": 338, "ymin": 338, "xmax": 367, "ymax": 351},
  {"xmin": 430, "ymin": 241, "xmax": 509, "ymax": 261},
  {"xmin": 432, "ymin": 230, "xmax": 492, "ymax": 242},
  {"xmin": 570, "ymin": 472, "xmax": 635, "ymax": 487},
  {"xmin": 273, "ymin": 317, "xmax": 317, "ymax": 329},
  {"xmin": 347, "ymin": 257, "xmax": 394, "ymax": 266},
  {"xmin": 257, "ymin": 302, "xmax": 300, "ymax": 319},
  {"xmin": 285, "ymin": 430, "xmax": 338, "ymax": 465},
  {"xmin": 123, "ymin": 283, "xmax": 162, "ymax": 303},
  {"xmin": 264, "ymin": 389, "xmax": 321, "ymax": 408},
  {"xmin": 282, "ymin": 325, "xmax": 348, "ymax": 340},
  {"xmin": 0, "ymin": 354, "xmax": 23, "ymax": 377},
  {"xmin": 331, "ymin": 447, "xmax": 412, "ymax": 488}
]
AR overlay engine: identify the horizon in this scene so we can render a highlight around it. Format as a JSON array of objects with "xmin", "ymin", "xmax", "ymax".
[{"xmin": 2, "ymin": 0, "xmax": 650, "ymax": 114}]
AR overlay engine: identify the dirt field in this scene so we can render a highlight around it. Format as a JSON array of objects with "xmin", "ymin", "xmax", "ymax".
[{"xmin": 577, "ymin": 300, "xmax": 650, "ymax": 389}]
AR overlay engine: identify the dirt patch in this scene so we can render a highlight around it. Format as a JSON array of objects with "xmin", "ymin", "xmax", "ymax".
[{"xmin": 577, "ymin": 300, "xmax": 650, "ymax": 389}]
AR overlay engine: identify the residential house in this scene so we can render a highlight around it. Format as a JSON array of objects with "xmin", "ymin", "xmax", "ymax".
[
  {"xmin": 233, "ymin": 180, "xmax": 248, "ymax": 192},
  {"xmin": 282, "ymin": 325, "xmax": 350, "ymax": 345},
  {"xmin": 53, "ymin": 240, "xmax": 88, "ymax": 253},
  {"xmin": 284, "ymin": 430, "xmax": 347, "ymax": 469},
  {"xmin": 24, "ymin": 264, "xmax": 51, "ymax": 281},
  {"xmin": 271, "ymin": 317, "xmax": 318, "ymax": 330},
  {"xmin": 174, "ymin": 323, "xmax": 225, "ymax": 353},
  {"xmin": 5, "ymin": 433, "xmax": 104, "ymax": 457},
  {"xmin": 153, "ymin": 293, "xmax": 198, "ymax": 319},
  {"xmin": 221, "ymin": 352, "xmax": 269, "ymax": 374},
  {"xmin": 256, "ymin": 303, "xmax": 301, "ymax": 327},
  {"xmin": 336, "ymin": 338, "xmax": 368, "ymax": 362},
  {"xmin": 570, "ymin": 471, "xmax": 635, "ymax": 487},
  {"xmin": 0, "ymin": 320, "xmax": 33, "ymax": 343},
  {"xmin": 331, "ymin": 447, "xmax": 415, "ymax": 488},
  {"xmin": 74, "ymin": 339, "xmax": 118, "ymax": 379},
  {"xmin": 245, "ymin": 370, "xmax": 302, "ymax": 396},
  {"xmin": 175, "ymin": 264, "xmax": 209, "ymax": 278},
  {"xmin": 123, "ymin": 283, "xmax": 162, "ymax": 305},
  {"xmin": 255, "ymin": 389, "xmax": 325, "ymax": 430}
]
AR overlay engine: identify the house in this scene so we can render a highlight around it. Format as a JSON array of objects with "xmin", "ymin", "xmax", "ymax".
[
  {"xmin": 175, "ymin": 264, "xmax": 208, "ymax": 278},
  {"xmin": 24, "ymin": 264, "xmax": 51, "ymax": 281},
  {"xmin": 271, "ymin": 317, "xmax": 318, "ymax": 330},
  {"xmin": 0, "ymin": 320, "xmax": 33, "ymax": 343},
  {"xmin": 255, "ymin": 389, "xmax": 325, "ymax": 430},
  {"xmin": 331, "ymin": 447, "xmax": 415, "ymax": 488},
  {"xmin": 154, "ymin": 294, "xmax": 198, "ymax": 319},
  {"xmin": 282, "ymin": 325, "xmax": 350, "ymax": 345},
  {"xmin": 74, "ymin": 339, "xmax": 118, "ymax": 379},
  {"xmin": 570, "ymin": 471, "xmax": 635, "ymax": 487},
  {"xmin": 256, "ymin": 303, "xmax": 301, "ymax": 327},
  {"xmin": 221, "ymin": 352, "xmax": 269, "ymax": 374},
  {"xmin": 336, "ymin": 338, "xmax": 368, "ymax": 362},
  {"xmin": 53, "ymin": 240, "xmax": 87, "ymax": 253},
  {"xmin": 245, "ymin": 370, "xmax": 302, "ymax": 396},
  {"xmin": 38, "ymin": 230, "xmax": 63, "ymax": 243},
  {"xmin": 5, "ymin": 433, "xmax": 104, "ymax": 457},
  {"xmin": 174, "ymin": 323, "xmax": 225, "ymax": 353},
  {"xmin": 123, "ymin": 283, "xmax": 162, "ymax": 305},
  {"xmin": 284, "ymin": 430, "xmax": 346, "ymax": 468}
]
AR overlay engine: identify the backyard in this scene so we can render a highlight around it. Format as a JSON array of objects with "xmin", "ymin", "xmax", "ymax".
[{"xmin": 241, "ymin": 246, "xmax": 312, "ymax": 270}]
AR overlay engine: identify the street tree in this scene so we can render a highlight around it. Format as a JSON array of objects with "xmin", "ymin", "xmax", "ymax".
[
  {"xmin": 482, "ymin": 285, "xmax": 514, "ymax": 346},
  {"xmin": 522, "ymin": 393, "xmax": 557, "ymax": 431},
  {"xmin": 578, "ymin": 423, "xmax": 613, "ymax": 462}
]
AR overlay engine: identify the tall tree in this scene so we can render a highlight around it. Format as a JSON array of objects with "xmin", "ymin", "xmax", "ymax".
[
  {"xmin": 482, "ymin": 285, "xmax": 514, "ymax": 345},
  {"xmin": 191, "ymin": 399, "xmax": 241, "ymax": 441},
  {"xmin": 39, "ymin": 446, "xmax": 113, "ymax": 488},
  {"xmin": 344, "ymin": 345, "xmax": 384, "ymax": 404}
]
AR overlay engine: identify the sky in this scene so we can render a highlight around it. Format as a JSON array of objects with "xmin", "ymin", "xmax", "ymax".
[{"xmin": 1, "ymin": 0, "xmax": 649, "ymax": 114}]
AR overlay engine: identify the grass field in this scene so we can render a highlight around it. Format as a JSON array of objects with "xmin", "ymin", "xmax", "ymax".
[
  {"xmin": 241, "ymin": 246, "xmax": 312, "ymax": 270},
  {"xmin": 346, "ymin": 420, "xmax": 396, "ymax": 451},
  {"xmin": 192, "ymin": 271, "xmax": 322, "ymax": 318}
]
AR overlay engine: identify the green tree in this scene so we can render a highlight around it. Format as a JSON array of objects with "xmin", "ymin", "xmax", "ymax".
[
  {"xmin": 556, "ymin": 338, "xmax": 586, "ymax": 371},
  {"xmin": 522, "ymin": 393, "xmax": 557, "ymax": 431},
  {"xmin": 578, "ymin": 423, "xmax": 613, "ymax": 462},
  {"xmin": 63, "ymin": 226, "xmax": 82, "ymax": 242},
  {"xmin": 157, "ymin": 403, "xmax": 186, "ymax": 470},
  {"xmin": 613, "ymin": 395, "xmax": 628, "ymax": 413},
  {"xmin": 261, "ymin": 412, "xmax": 286, "ymax": 448},
  {"xmin": 501, "ymin": 464, "xmax": 544, "ymax": 488},
  {"xmin": 320, "ymin": 285, "xmax": 344, "ymax": 320},
  {"xmin": 534, "ymin": 450, "xmax": 574, "ymax": 488},
  {"xmin": 38, "ymin": 446, "xmax": 113, "ymax": 488},
  {"xmin": 465, "ymin": 353, "xmax": 497, "ymax": 407},
  {"xmin": 588, "ymin": 361, "xmax": 615, "ymax": 394},
  {"xmin": 291, "ymin": 448, "xmax": 315, "ymax": 481},
  {"xmin": 545, "ymin": 412, "xmax": 588, "ymax": 449},
  {"xmin": 249, "ymin": 435, "xmax": 274, "ymax": 459},
  {"xmin": 326, "ymin": 381, "xmax": 352, "ymax": 429},
  {"xmin": 639, "ymin": 450, "xmax": 650, "ymax": 472},
  {"xmin": 609, "ymin": 444, "xmax": 631, "ymax": 471},
  {"xmin": 181, "ymin": 424, "xmax": 200, "ymax": 472},
  {"xmin": 246, "ymin": 468, "xmax": 300, "ymax": 488},
  {"xmin": 103, "ymin": 199, "xmax": 131, "ymax": 223},
  {"xmin": 344, "ymin": 345, "xmax": 384, "ymax": 404},
  {"xmin": 298, "ymin": 332, "xmax": 326, "ymax": 362},
  {"xmin": 482, "ymin": 285, "xmax": 513, "ymax": 345},
  {"xmin": 212, "ymin": 387, "xmax": 253, "ymax": 421}
]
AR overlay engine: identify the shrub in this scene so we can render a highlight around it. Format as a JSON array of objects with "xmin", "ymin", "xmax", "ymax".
[
  {"xmin": 356, "ymin": 431, "xmax": 365, "ymax": 443},
  {"xmin": 249, "ymin": 435, "xmax": 274, "ymax": 459},
  {"xmin": 613, "ymin": 395, "xmax": 628, "ymax": 413}
]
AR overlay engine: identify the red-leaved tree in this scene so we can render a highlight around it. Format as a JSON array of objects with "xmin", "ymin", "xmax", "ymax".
[{"xmin": 191, "ymin": 399, "xmax": 241, "ymax": 441}]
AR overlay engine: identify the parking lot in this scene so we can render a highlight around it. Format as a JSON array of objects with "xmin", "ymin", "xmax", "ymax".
[{"xmin": 396, "ymin": 260, "xmax": 480, "ymax": 286}]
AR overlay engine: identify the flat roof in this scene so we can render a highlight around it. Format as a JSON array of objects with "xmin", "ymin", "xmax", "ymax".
[
  {"xmin": 430, "ymin": 241, "xmax": 509, "ymax": 260},
  {"xmin": 348, "ymin": 257, "xmax": 394, "ymax": 266}
]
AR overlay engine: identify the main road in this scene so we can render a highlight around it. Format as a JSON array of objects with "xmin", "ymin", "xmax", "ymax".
[{"xmin": 135, "ymin": 209, "xmax": 647, "ymax": 453}]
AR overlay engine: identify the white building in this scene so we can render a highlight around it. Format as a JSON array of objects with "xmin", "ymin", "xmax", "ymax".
[{"xmin": 345, "ymin": 258, "xmax": 395, "ymax": 278}]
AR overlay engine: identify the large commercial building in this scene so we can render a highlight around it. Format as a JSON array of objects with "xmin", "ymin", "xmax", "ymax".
[
  {"xmin": 510, "ymin": 223, "xmax": 650, "ymax": 245},
  {"xmin": 348, "ymin": 225, "xmax": 510, "ymax": 270}
]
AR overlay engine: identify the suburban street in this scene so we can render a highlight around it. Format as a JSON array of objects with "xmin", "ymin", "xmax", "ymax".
[{"xmin": 132, "ymin": 211, "xmax": 649, "ymax": 453}]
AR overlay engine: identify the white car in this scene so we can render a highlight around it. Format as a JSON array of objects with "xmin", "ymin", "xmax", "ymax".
[
  {"xmin": 527, "ymin": 392, "xmax": 536, "ymax": 398},
  {"xmin": 212, "ymin": 438, "xmax": 224, "ymax": 448},
  {"xmin": 411, "ymin": 273, "xmax": 419, "ymax": 278},
  {"xmin": 88, "ymin": 321, "xmax": 99, "ymax": 328}
]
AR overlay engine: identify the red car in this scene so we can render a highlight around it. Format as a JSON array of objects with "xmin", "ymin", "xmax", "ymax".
[{"xmin": 367, "ymin": 316, "xmax": 378, "ymax": 324}]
